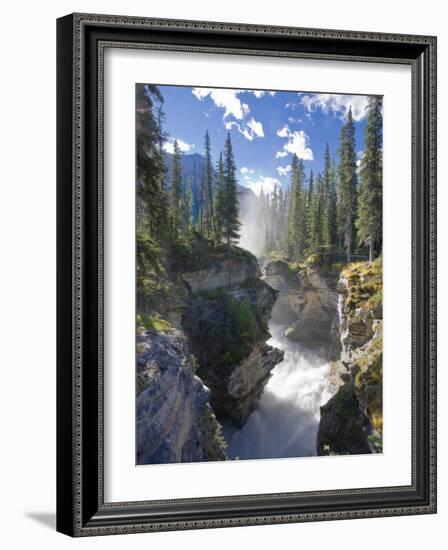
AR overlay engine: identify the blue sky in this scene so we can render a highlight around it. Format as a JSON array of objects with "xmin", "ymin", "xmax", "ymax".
[{"xmin": 153, "ymin": 84, "xmax": 375, "ymax": 195}]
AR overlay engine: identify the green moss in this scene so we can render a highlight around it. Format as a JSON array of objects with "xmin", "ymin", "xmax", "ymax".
[
  {"xmin": 137, "ymin": 313, "xmax": 173, "ymax": 333},
  {"xmin": 169, "ymin": 233, "xmax": 255, "ymax": 273},
  {"xmin": 341, "ymin": 258, "xmax": 382, "ymax": 314},
  {"xmin": 136, "ymin": 373, "xmax": 148, "ymax": 395},
  {"xmin": 354, "ymin": 346, "xmax": 383, "ymax": 434},
  {"xmin": 198, "ymin": 406, "xmax": 227, "ymax": 460},
  {"xmin": 184, "ymin": 290, "xmax": 264, "ymax": 377},
  {"xmin": 265, "ymin": 249, "xmax": 289, "ymax": 263}
]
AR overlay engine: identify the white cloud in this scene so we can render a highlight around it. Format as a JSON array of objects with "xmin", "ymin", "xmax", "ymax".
[
  {"xmin": 275, "ymin": 125, "xmax": 313, "ymax": 160},
  {"xmin": 356, "ymin": 150, "xmax": 364, "ymax": 173},
  {"xmin": 276, "ymin": 151, "xmax": 288, "ymax": 158},
  {"xmin": 241, "ymin": 166, "xmax": 255, "ymax": 175},
  {"xmin": 276, "ymin": 126, "xmax": 290, "ymax": 138},
  {"xmin": 244, "ymin": 176, "xmax": 281, "ymax": 197},
  {"xmin": 162, "ymin": 138, "xmax": 195, "ymax": 155},
  {"xmin": 225, "ymin": 118, "xmax": 264, "ymax": 141},
  {"xmin": 247, "ymin": 118, "xmax": 264, "ymax": 138},
  {"xmin": 277, "ymin": 165, "xmax": 292, "ymax": 176},
  {"xmin": 192, "ymin": 88, "xmax": 249, "ymax": 120},
  {"xmin": 288, "ymin": 116, "xmax": 302, "ymax": 124},
  {"xmin": 247, "ymin": 90, "xmax": 275, "ymax": 98},
  {"xmin": 192, "ymin": 87, "xmax": 265, "ymax": 141},
  {"xmin": 300, "ymin": 93, "xmax": 370, "ymax": 122}
]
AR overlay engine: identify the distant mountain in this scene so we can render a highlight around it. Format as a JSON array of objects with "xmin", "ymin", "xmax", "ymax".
[{"xmin": 164, "ymin": 152, "xmax": 257, "ymax": 220}]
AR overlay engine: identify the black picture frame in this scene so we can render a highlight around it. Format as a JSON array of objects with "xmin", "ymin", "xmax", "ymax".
[{"xmin": 57, "ymin": 13, "xmax": 437, "ymax": 537}]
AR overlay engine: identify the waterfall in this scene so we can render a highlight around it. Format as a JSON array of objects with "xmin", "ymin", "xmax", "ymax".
[{"xmin": 224, "ymin": 316, "xmax": 334, "ymax": 460}]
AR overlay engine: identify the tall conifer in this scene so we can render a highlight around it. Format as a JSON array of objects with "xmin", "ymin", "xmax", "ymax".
[
  {"xmin": 337, "ymin": 107, "xmax": 358, "ymax": 262},
  {"xmin": 356, "ymin": 97, "xmax": 383, "ymax": 262},
  {"xmin": 221, "ymin": 133, "xmax": 241, "ymax": 245}
]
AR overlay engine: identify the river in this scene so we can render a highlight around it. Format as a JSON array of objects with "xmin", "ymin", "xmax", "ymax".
[{"xmin": 223, "ymin": 299, "xmax": 334, "ymax": 460}]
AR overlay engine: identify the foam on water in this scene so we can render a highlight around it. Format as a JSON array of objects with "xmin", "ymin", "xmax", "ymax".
[{"xmin": 224, "ymin": 320, "xmax": 333, "ymax": 460}]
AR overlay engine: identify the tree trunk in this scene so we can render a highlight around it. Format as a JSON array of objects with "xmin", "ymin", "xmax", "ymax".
[{"xmin": 369, "ymin": 239, "xmax": 373, "ymax": 263}]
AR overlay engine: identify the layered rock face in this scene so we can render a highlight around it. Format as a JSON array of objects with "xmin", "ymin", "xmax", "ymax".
[
  {"xmin": 181, "ymin": 248, "xmax": 284, "ymax": 428},
  {"xmin": 181, "ymin": 249, "xmax": 260, "ymax": 293},
  {"xmin": 317, "ymin": 260, "xmax": 383, "ymax": 456},
  {"xmin": 203, "ymin": 341, "xmax": 284, "ymax": 427},
  {"xmin": 264, "ymin": 259, "xmax": 341, "ymax": 360},
  {"xmin": 137, "ymin": 244, "xmax": 284, "ymax": 463},
  {"xmin": 136, "ymin": 328, "xmax": 226, "ymax": 464}
]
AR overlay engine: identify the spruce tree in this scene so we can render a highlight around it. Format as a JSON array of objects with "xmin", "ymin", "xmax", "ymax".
[
  {"xmin": 179, "ymin": 176, "xmax": 194, "ymax": 237},
  {"xmin": 337, "ymin": 107, "xmax": 358, "ymax": 263},
  {"xmin": 169, "ymin": 139, "xmax": 182, "ymax": 236},
  {"xmin": 309, "ymin": 173, "xmax": 325, "ymax": 252},
  {"xmin": 214, "ymin": 152, "xmax": 225, "ymax": 242},
  {"xmin": 221, "ymin": 132, "xmax": 241, "ymax": 245},
  {"xmin": 322, "ymin": 144, "xmax": 338, "ymax": 252},
  {"xmin": 306, "ymin": 169, "xmax": 314, "ymax": 249},
  {"xmin": 136, "ymin": 84, "xmax": 168, "ymax": 237},
  {"xmin": 286, "ymin": 155, "xmax": 306, "ymax": 261},
  {"xmin": 271, "ymin": 185, "xmax": 279, "ymax": 249},
  {"xmin": 203, "ymin": 130, "xmax": 216, "ymax": 239},
  {"xmin": 356, "ymin": 97, "xmax": 383, "ymax": 262},
  {"xmin": 278, "ymin": 184, "xmax": 285, "ymax": 247}
]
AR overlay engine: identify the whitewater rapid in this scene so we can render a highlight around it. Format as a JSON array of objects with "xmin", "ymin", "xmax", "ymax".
[{"xmin": 224, "ymin": 317, "xmax": 333, "ymax": 460}]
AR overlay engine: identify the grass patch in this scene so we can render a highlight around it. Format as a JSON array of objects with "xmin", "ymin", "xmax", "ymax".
[{"xmin": 137, "ymin": 313, "xmax": 173, "ymax": 333}]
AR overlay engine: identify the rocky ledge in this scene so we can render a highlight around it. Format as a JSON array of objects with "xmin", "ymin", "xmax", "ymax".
[
  {"xmin": 180, "ymin": 248, "xmax": 260, "ymax": 293},
  {"xmin": 317, "ymin": 259, "xmax": 383, "ymax": 455},
  {"xmin": 263, "ymin": 257, "xmax": 341, "ymax": 360},
  {"xmin": 136, "ymin": 328, "xmax": 227, "ymax": 464},
  {"xmin": 203, "ymin": 341, "xmax": 284, "ymax": 427},
  {"xmin": 181, "ymin": 246, "xmax": 284, "ymax": 428}
]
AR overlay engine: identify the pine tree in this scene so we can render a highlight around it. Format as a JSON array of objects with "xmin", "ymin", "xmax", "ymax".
[
  {"xmin": 286, "ymin": 155, "xmax": 307, "ymax": 261},
  {"xmin": 306, "ymin": 169, "xmax": 314, "ymax": 248},
  {"xmin": 278, "ymin": 184, "xmax": 285, "ymax": 246},
  {"xmin": 337, "ymin": 107, "xmax": 358, "ymax": 262},
  {"xmin": 136, "ymin": 84, "xmax": 168, "ymax": 237},
  {"xmin": 221, "ymin": 132, "xmax": 241, "ymax": 245},
  {"xmin": 271, "ymin": 185, "xmax": 279, "ymax": 248},
  {"xmin": 214, "ymin": 152, "xmax": 225, "ymax": 242},
  {"xmin": 179, "ymin": 176, "xmax": 194, "ymax": 237},
  {"xmin": 322, "ymin": 144, "xmax": 338, "ymax": 251},
  {"xmin": 169, "ymin": 139, "xmax": 182, "ymax": 236},
  {"xmin": 356, "ymin": 97, "xmax": 383, "ymax": 262},
  {"xmin": 203, "ymin": 130, "xmax": 217, "ymax": 239},
  {"xmin": 309, "ymin": 173, "xmax": 325, "ymax": 252}
]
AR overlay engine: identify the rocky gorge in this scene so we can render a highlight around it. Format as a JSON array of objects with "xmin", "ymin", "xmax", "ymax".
[
  {"xmin": 136, "ymin": 241, "xmax": 383, "ymax": 463},
  {"xmin": 136, "ymin": 243, "xmax": 284, "ymax": 462}
]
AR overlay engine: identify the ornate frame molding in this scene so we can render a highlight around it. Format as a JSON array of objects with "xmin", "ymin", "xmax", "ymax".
[{"xmin": 57, "ymin": 13, "xmax": 437, "ymax": 537}]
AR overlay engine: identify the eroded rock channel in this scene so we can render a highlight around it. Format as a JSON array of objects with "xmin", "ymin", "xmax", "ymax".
[{"xmin": 136, "ymin": 247, "xmax": 383, "ymax": 463}]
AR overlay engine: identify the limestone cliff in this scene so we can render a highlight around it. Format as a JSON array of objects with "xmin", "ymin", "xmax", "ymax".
[
  {"xmin": 136, "ymin": 327, "xmax": 227, "ymax": 464},
  {"xmin": 137, "ymin": 242, "xmax": 284, "ymax": 461},
  {"xmin": 317, "ymin": 259, "xmax": 383, "ymax": 455},
  {"xmin": 263, "ymin": 257, "xmax": 341, "ymax": 360},
  {"xmin": 181, "ymin": 247, "xmax": 284, "ymax": 427}
]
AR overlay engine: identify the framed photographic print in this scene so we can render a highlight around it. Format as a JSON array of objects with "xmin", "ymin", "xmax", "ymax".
[{"xmin": 57, "ymin": 13, "xmax": 437, "ymax": 536}]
